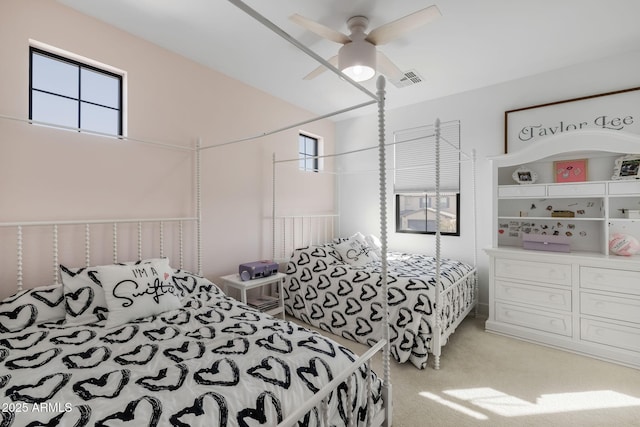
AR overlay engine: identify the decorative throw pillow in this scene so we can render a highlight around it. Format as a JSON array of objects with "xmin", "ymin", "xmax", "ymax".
[
  {"xmin": 334, "ymin": 233, "xmax": 379, "ymax": 267},
  {"xmin": 365, "ymin": 234, "xmax": 383, "ymax": 259},
  {"xmin": 0, "ymin": 284, "xmax": 65, "ymax": 332},
  {"xmin": 98, "ymin": 259, "xmax": 182, "ymax": 328},
  {"xmin": 609, "ymin": 233, "xmax": 640, "ymax": 256},
  {"xmin": 171, "ymin": 269, "xmax": 223, "ymax": 298},
  {"xmin": 61, "ymin": 258, "xmax": 170, "ymax": 325},
  {"xmin": 60, "ymin": 265, "xmax": 107, "ymax": 325}
]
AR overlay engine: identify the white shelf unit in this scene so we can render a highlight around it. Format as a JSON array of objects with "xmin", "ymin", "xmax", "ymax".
[{"xmin": 485, "ymin": 130, "xmax": 640, "ymax": 369}]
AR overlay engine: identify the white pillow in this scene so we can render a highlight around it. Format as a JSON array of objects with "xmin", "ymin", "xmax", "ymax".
[
  {"xmin": 334, "ymin": 233, "xmax": 379, "ymax": 267},
  {"xmin": 98, "ymin": 259, "xmax": 182, "ymax": 328},
  {"xmin": 0, "ymin": 284, "xmax": 65, "ymax": 332},
  {"xmin": 365, "ymin": 234, "xmax": 383, "ymax": 258}
]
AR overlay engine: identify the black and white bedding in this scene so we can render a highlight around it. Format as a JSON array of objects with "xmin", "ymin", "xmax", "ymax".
[
  {"xmin": 0, "ymin": 263, "xmax": 382, "ymax": 426},
  {"xmin": 284, "ymin": 235, "xmax": 476, "ymax": 369}
]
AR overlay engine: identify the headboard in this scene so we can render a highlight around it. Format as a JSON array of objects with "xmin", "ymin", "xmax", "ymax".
[
  {"xmin": 0, "ymin": 217, "xmax": 199, "ymax": 299},
  {"xmin": 272, "ymin": 214, "xmax": 340, "ymax": 262}
]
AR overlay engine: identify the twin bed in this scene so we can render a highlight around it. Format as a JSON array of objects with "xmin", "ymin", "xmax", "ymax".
[
  {"xmin": 0, "ymin": 220, "xmax": 385, "ymax": 426},
  {"xmin": 283, "ymin": 235, "xmax": 477, "ymax": 370}
]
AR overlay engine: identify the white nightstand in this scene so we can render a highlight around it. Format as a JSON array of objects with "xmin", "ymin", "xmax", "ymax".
[{"xmin": 220, "ymin": 272, "xmax": 286, "ymax": 319}]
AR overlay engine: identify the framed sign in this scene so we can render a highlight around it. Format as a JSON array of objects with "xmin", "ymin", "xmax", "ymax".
[{"xmin": 505, "ymin": 87, "xmax": 640, "ymax": 153}]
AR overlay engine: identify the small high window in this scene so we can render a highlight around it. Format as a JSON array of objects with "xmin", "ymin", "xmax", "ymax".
[
  {"xmin": 299, "ymin": 133, "xmax": 319, "ymax": 172},
  {"xmin": 29, "ymin": 46, "xmax": 123, "ymax": 136}
]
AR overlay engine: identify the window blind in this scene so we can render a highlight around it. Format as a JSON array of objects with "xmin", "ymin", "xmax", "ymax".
[{"xmin": 393, "ymin": 120, "xmax": 460, "ymax": 193}]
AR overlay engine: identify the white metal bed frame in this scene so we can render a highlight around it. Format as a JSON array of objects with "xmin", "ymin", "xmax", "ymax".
[
  {"xmin": 273, "ymin": 118, "xmax": 479, "ymax": 370},
  {"xmin": 0, "ymin": 1, "xmax": 393, "ymax": 425}
]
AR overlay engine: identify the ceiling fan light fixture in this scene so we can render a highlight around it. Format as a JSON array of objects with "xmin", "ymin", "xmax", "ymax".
[{"xmin": 338, "ymin": 40, "xmax": 376, "ymax": 82}]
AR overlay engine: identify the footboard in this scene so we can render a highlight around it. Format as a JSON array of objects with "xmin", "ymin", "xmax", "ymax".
[
  {"xmin": 431, "ymin": 267, "xmax": 478, "ymax": 369},
  {"xmin": 279, "ymin": 339, "xmax": 389, "ymax": 427}
]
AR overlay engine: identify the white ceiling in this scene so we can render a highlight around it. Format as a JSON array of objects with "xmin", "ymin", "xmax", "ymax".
[{"xmin": 57, "ymin": 0, "xmax": 640, "ymax": 120}]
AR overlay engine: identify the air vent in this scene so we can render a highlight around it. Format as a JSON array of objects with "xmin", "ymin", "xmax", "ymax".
[{"xmin": 391, "ymin": 69, "xmax": 424, "ymax": 88}]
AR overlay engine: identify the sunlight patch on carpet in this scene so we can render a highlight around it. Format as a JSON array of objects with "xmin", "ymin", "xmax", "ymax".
[
  {"xmin": 419, "ymin": 392, "xmax": 488, "ymax": 420},
  {"xmin": 441, "ymin": 387, "xmax": 640, "ymax": 416}
]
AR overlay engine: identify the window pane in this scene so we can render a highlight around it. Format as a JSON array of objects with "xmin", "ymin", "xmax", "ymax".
[
  {"xmin": 426, "ymin": 195, "xmax": 458, "ymax": 233},
  {"xmin": 32, "ymin": 53, "xmax": 78, "ymax": 98},
  {"xmin": 81, "ymin": 103, "xmax": 119, "ymax": 135},
  {"xmin": 396, "ymin": 193, "xmax": 459, "ymax": 235},
  {"xmin": 305, "ymin": 158, "xmax": 315, "ymax": 171},
  {"xmin": 81, "ymin": 68, "xmax": 119, "ymax": 108},
  {"xmin": 31, "ymin": 91, "xmax": 77, "ymax": 128},
  {"xmin": 306, "ymin": 138, "xmax": 317, "ymax": 156},
  {"xmin": 397, "ymin": 194, "xmax": 426, "ymax": 232}
]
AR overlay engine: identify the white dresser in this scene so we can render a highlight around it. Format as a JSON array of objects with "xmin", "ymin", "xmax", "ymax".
[{"xmin": 486, "ymin": 130, "xmax": 640, "ymax": 369}]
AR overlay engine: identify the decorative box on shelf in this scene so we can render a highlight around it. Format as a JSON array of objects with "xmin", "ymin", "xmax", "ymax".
[
  {"xmin": 551, "ymin": 210, "xmax": 575, "ymax": 218},
  {"xmin": 622, "ymin": 209, "xmax": 640, "ymax": 219},
  {"xmin": 522, "ymin": 234, "xmax": 570, "ymax": 253}
]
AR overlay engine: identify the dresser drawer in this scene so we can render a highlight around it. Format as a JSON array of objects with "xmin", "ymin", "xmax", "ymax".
[
  {"xmin": 581, "ymin": 318, "xmax": 640, "ymax": 353},
  {"xmin": 608, "ymin": 180, "xmax": 640, "ymax": 195},
  {"xmin": 496, "ymin": 302, "xmax": 572, "ymax": 336},
  {"xmin": 496, "ymin": 280, "xmax": 571, "ymax": 311},
  {"xmin": 495, "ymin": 258, "xmax": 571, "ymax": 286},
  {"xmin": 498, "ymin": 185, "xmax": 546, "ymax": 198},
  {"xmin": 547, "ymin": 182, "xmax": 605, "ymax": 196},
  {"xmin": 580, "ymin": 267, "xmax": 640, "ymax": 296},
  {"xmin": 581, "ymin": 292, "xmax": 640, "ymax": 324}
]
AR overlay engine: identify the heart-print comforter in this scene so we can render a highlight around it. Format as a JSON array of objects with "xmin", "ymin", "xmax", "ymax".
[
  {"xmin": 285, "ymin": 248, "xmax": 477, "ymax": 369},
  {"xmin": 0, "ymin": 290, "xmax": 382, "ymax": 426}
]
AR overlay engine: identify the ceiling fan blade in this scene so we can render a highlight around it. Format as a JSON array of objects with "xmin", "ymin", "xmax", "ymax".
[
  {"xmin": 376, "ymin": 52, "xmax": 404, "ymax": 81},
  {"xmin": 289, "ymin": 14, "xmax": 351, "ymax": 44},
  {"xmin": 366, "ymin": 5, "xmax": 441, "ymax": 45},
  {"xmin": 303, "ymin": 55, "xmax": 339, "ymax": 80}
]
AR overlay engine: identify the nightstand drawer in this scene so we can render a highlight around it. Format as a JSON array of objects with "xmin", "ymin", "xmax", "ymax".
[
  {"xmin": 581, "ymin": 318, "xmax": 640, "ymax": 352},
  {"xmin": 580, "ymin": 267, "xmax": 640, "ymax": 296},
  {"xmin": 495, "ymin": 258, "xmax": 571, "ymax": 286},
  {"xmin": 496, "ymin": 302, "xmax": 572, "ymax": 336},
  {"xmin": 581, "ymin": 292, "xmax": 640, "ymax": 324},
  {"xmin": 496, "ymin": 280, "xmax": 571, "ymax": 311}
]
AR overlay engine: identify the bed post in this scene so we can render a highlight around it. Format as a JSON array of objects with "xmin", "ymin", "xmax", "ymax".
[
  {"xmin": 472, "ymin": 148, "xmax": 479, "ymax": 316},
  {"xmin": 272, "ymin": 152, "xmax": 277, "ymax": 261},
  {"xmin": 376, "ymin": 75, "xmax": 392, "ymax": 427},
  {"xmin": 433, "ymin": 118, "xmax": 443, "ymax": 370},
  {"xmin": 196, "ymin": 138, "xmax": 203, "ymax": 275}
]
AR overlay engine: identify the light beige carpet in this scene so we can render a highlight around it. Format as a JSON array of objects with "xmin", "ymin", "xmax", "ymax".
[{"xmin": 300, "ymin": 315, "xmax": 640, "ymax": 427}]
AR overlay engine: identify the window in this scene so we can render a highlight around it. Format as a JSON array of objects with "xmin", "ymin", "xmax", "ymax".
[
  {"xmin": 396, "ymin": 193, "xmax": 460, "ymax": 235},
  {"xmin": 29, "ymin": 46, "xmax": 123, "ymax": 136},
  {"xmin": 299, "ymin": 133, "xmax": 319, "ymax": 172},
  {"xmin": 394, "ymin": 120, "xmax": 461, "ymax": 235}
]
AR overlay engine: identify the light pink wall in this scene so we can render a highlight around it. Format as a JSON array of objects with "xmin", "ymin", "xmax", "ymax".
[{"xmin": 0, "ymin": 0, "xmax": 335, "ymax": 297}]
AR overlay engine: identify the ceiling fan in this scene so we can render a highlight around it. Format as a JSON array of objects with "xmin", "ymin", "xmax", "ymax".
[{"xmin": 290, "ymin": 5, "xmax": 441, "ymax": 82}]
